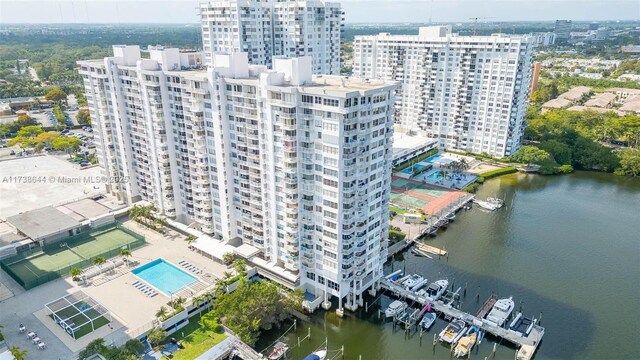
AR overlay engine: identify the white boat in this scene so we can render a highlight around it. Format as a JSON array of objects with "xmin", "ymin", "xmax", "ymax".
[
  {"xmin": 385, "ymin": 300, "xmax": 407, "ymax": 318},
  {"xmin": 439, "ymin": 319, "xmax": 467, "ymax": 344},
  {"xmin": 304, "ymin": 349, "xmax": 327, "ymax": 360},
  {"xmin": 268, "ymin": 342, "xmax": 289, "ymax": 360},
  {"xmin": 487, "ymin": 197, "xmax": 504, "ymax": 206},
  {"xmin": 419, "ymin": 312, "xmax": 437, "ymax": 330},
  {"xmin": 401, "ymin": 274, "xmax": 424, "ymax": 290},
  {"xmin": 486, "ymin": 296, "xmax": 515, "ymax": 326},
  {"xmin": 423, "ymin": 279, "xmax": 449, "ymax": 301}
]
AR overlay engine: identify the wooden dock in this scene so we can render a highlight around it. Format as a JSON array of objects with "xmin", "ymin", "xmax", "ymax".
[
  {"xmin": 414, "ymin": 242, "xmax": 447, "ymax": 256},
  {"xmin": 380, "ymin": 279, "xmax": 544, "ymax": 360}
]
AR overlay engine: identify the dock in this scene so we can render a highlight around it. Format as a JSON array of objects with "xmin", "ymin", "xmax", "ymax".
[
  {"xmin": 476, "ymin": 295, "xmax": 497, "ymax": 319},
  {"xmin": 414, "ymin": 242, "xmax": 447, "ymax": 256},
  {"xmin": 380, "ymin": 279, "xmax": 544, "ymax": 360}
]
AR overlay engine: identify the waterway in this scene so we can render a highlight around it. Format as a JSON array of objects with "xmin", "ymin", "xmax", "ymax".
[{"xmin": 258, "ymin": 172, "xmax": 640, "ymax": 359}]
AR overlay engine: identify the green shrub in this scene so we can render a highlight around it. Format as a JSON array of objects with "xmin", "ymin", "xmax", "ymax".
[
  {"xmin": 389, "ymin": 229, "xmax": 406, "ymax": 243},
  {"xmin": 556, "ymin": 164, "xmax": 574, "ymax": 173},
  {"xmin": 393, "ymin": 148, "xmax": 439, "ymax": 172},
  {"xmin": 479, "ymin": 167, "xmax": 517, "ymax": 179},
  {"xmin": 464, "ymin": 183, "xmax": 480, "ymax": 193},
  {"xmin": 476, "ymin": 176, "xmax": 485, "ymax": 184}
]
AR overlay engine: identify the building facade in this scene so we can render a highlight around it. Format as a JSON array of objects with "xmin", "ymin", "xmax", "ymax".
[
  {"xmin": 199, "ymin": 0, "xmax": 342, "ymax": 75},
  {"xmin": 80, "ymin": 47, "xmax": 397, "ymax": 309},
  {"xmin": 352, "ymin": 26, "xmax": 534, "ymax": 157},
  {"xmin": 554, "ymin": 20, "xmax": 572, "ymax": 40}
]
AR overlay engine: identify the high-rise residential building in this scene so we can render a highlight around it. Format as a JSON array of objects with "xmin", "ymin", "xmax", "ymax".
[
  {"xmin": 554, "ymin": 20, "xmax": 572, "ymax": 40},
  {"xmin": 199, "ymin": 0, "xmax": 342, "ymax": 75},
  {"xmin": 79, "ymin": 46, "xmax": 397, "ymax": 310},
  {"xmin": 352, "ymin": 26, "xmax": 534, "ymax": 158}
]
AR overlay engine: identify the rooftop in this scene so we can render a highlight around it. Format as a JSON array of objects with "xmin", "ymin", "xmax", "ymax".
[
  {"xmin": 558, "ymin": 86, "xmax": 591, "ymax": 101},
  {"xmin": 542, "ymin": 97, "xmax": 572, "ymax": 109},
  {"xmin": 567, "ymin": 106, "xmax": 625, "ymax": 115},
  {"xmin": 584, "ymin": 92, "xmax": 617, "ymax": 108},
  {"xmin": 620, "ymin": 101, "xmax": 640, "ymax": 114},
  {"xmin": 392, "ymin": 132, "xmax": 438, "ymax": 155},
  {"xmin": 6, "ymin": 206, "xmax": 80, "ymax": 240}
]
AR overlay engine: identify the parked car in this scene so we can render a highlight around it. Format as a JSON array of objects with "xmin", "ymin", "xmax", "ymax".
[{"xmin": 9, "ymin": 150, "xmax": 15, "ymax": 155}]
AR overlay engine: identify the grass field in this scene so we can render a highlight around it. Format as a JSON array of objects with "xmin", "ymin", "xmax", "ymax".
[
  {"xmin": 167, "ymin": 315, "xmax": 227, "ymax": 360},
  {"xmin": 6, "ymin": 228, "xmax": 141, "ymax": 288}
]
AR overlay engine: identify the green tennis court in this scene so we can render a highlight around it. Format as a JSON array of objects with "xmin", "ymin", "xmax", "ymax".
[
  {"xmin": 391, "ymin": 178, "xmax": 448, "ymax": 197},
  {"xmin": 390, "ymin": 192, "xmax": 429, "ymax": 209},
  {"xmin": 1, "ymin": 224, "xmax": 145, "ymax": 289}
]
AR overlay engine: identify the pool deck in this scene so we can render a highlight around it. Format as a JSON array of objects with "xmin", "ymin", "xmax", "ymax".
[{"xmin": 0, "ymin": 219, "xmax": 231, "ymax": 359}]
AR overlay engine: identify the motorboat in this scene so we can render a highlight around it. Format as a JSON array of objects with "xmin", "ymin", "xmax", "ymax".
[
  {"xmin": 385, "ymin": 300, "xmax": 407, "ymax": 318},
  {"xmin": 439, "ymin": 319, "xmax": 467, "ymax": 344},
  {"xmin": 474, "ymin": 197, "xmax": 504, "ymax": 211},
  {"xmin": 401, "ymin": 274, "xmax": 424, "ymax": 290},
  {"xmin": 419, "ymin": 312, "xmax": 437, "ymax": 330},
  {"xmin": 445, "ymin": 212, "xmax": 456, "ymax": 221},
  {"xmin": 487, "ymin": 197, "xmax": 504, "ymax": 207},
  {"xmin": 454, "ymin": 326, "xmax": 478, "ymax": 358},
  {"xmin": 268, "ymin": 342, "xmax": 289, "ymax": 360},
  {"xmin": 304, "ymin": 349, "xmax": 327, "ymax": 360},
  {"xmin": 423, "ymin": 279, "xmax": 449, "ymax": 301},
  {"xmin": 486, "ymin": 296, "xmax": 515, "ymax": 326}
]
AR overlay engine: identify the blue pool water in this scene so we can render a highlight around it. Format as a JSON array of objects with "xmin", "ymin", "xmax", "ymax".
[
  {"xmin": 400, "ymin": 163, "xmax": 426, "ymax": 174},
  {"xmin": 422, "ymin": 153, "xmax": 443, "ymax": 164},
  {"xmin": 132, "ymin": 259, "xmax": 197, "ymax": 295},
  {"xmin": 426, "ymin": 171, "xmax": 443, "ymax": 180}
]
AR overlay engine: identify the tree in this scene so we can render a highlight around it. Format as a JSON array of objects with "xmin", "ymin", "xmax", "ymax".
[
  {"xmin": 76, "ymin": 108, "xmax": 91, "ymax": 125},
  {"xmin": 232, "ymin": 259, "xmax": 247, "ymax": 274},
  {"xmin": 615, "ymin": 148, "xmax": 640, "ymax": 177},
  {"xmin": 510, "ymin": 146, "xmax": 551, "ymax": 166},
  {"xmin": 155, "ymin": 306, "xmax": 168, "ymax": 320},
  {"xmin": 34, "ymin": 131, "xmax": 60, "ymax": 147},
  {"xmin": 70, "ymin": 267, "xmax": 84, "ymax": 282},
  {"xmin": 51, "ymin": 136, "xmax": 81, "ymax": 156},
  {"xmin": 212, "ymin": 279, "xmax": 303, "ymax": 346},
  {"xmin": 15, "ymin": 115, "xmax": 36, "ymax": 128},
  {"xmin": 539, "ymin": 139, "xmax": 572, "ymax": 165},
  {"xmin": 119, "ymin": 249, "xmax": 132, "ymax": 266},
  {"xmin": 146, "ymin": 327, "xmax": 167, "ymax": 349},
  {"xmin": 122, "ymin": 339, "xmax": 145, "ymax": 357},
  {"xmin": 45, "ymin": 87, "xmax": 67, "ymax": 103},
  {"xmin": 0, "ymin": 124, "xmax": 11, "ymax": 138},
  {"xmin": 16, "ymin": 125, "xmax": 43, "ymax": 139},
  {"xmin": 222, "ymin": 252, "xmax": 235, "ymax": 265},
  {"xmin": 185, "ymin": 234, "xmax": 198, "ymax": 244},
  {"xmin": 10, "ymin": 346, "xmax": 27, "ymax": 360},
  {"xmin": 93, "ymin": 257, "xmax": 106, "ymax": 274}
]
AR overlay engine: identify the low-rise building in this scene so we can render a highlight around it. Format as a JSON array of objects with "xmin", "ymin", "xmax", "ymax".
[
  {"xmin": 542, "ymin": 98, "xmax": 572, "ymax": 113},
  {"xmin": 558, "ymin": 86, "xmax": 592, "ymax": 102},
  {"xmin": 584, "ymin": 92, "xmax": 617, "ymax": 108}
]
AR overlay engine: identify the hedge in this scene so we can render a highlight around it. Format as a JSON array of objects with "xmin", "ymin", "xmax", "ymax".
[
  {"xmin": 394, "ymin": 148, "xmax": 439, "ymax": 172},
  {"xmin": 478, "ymin": 167, "xmax": 517, "ymax": 179},
  {"xmin": 389, "ymin": 229, "xmax": 407, "ymax": 243}
]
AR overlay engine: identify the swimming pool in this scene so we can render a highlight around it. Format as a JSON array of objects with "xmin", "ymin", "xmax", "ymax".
[
  {"xmin": 400, "ymin": 163, "xmax": 427, "ymax": 175},
  {"xmin": 426, "ymin": 171, "xmax": 443, "ymax": 180},
  {"xmin": 132, "ymin": 259, "xmax": 197, "ymax": 296},
  {"xmin": 422, "ymin": 153, "xmax": 443, "ymax": 164}
]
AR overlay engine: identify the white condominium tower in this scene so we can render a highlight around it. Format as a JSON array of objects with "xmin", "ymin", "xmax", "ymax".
[
  {"xmin": 79, "ymin": 46, "xmax": 397, "ymax": 309},
  {"xmin": 200, "ymin": 0, "xmax": 342, "ymax": 74},
  {"xmin": 353, "ymin": 26, "xmax": 534, "ymax": 157}
]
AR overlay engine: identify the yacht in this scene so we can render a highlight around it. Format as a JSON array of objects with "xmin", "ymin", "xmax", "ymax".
[
  {"xmin": 454, "ymin": 326, "xmax": 478, "ymax": 358},
  {"xmin": 422, "ymin": 279, "xmax": 449, "ymax": 301},
  {"xmin": 486, "ymin": 296, "xmax": 515, "ymax": 326},
  {"xmin": 385, "ymin": 300, "xmax": 407, "ymax": 318},
  {"xmin": 401, "ymin": 274, "xmax": 424, "ymax": 290},
  {"xmin": 439, "ymin": 319, "xmax": 467, "ymax": 344}
]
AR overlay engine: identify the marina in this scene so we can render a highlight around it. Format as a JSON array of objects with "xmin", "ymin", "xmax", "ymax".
[{"xmin": 380, "ymin": 278, "xmax": 545, "ymax": 360}]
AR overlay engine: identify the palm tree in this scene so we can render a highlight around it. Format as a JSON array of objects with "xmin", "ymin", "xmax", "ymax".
[
  {"xmin": 192, "ymin": 294, "xmax": 206, "ymax": 318},
  {"xmin": 155, "ymin": 306, "xmax": 168, "ymax": 320},
  {"xmin": 70, "ymin": 267, "xmax": 83, "ymax": 283},
  {"xmin": 119, "ymin": 249, "xmax": 132, "ymax": 266},
  {"xmin": 222, "ymin": 252, "xmax": 234, "ymax": 265},
  {"xmin": 232, "ymin": 259, "xmax": 247, "ymax": 274},
  {"xmin": 93, "ymin": 256, "xmax": 106, "ymax": 274},
  {"xmin": 459, "ymin": 158, "xmax": 468, "ymax": 171},
  {"xmin": 10, "ymin": 346, "xmax": 27, "ymax": 360},
  {"xmin": 185, "ymin": 234, "xmax": 198, "ymax": 244}
]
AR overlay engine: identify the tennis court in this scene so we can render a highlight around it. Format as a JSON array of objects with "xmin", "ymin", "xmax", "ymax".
[
  {"xmin": 0, "ymin": 223, "xmax": 145, "ymax": 289},
  {"xmin": 390, "ymin": 192, "xmax": 430, "ymax": 209},
  {"xmin": 391, "ymin": 178, "xmax": 448, "ymax": 197}
]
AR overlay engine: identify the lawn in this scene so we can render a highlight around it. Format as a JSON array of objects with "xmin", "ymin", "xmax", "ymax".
[{"xmin": 168, "ymin": 314, "xmax": 227, "ymax": 360}]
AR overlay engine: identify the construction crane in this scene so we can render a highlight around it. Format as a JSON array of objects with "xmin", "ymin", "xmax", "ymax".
[{"xmin": 469, "ymin": 17, "xmax": 495, "ymax": 36}]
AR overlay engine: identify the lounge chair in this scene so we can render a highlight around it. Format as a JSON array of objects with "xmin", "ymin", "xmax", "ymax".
[
  {"xmin": 178, "ymin": 260, "xmax": 186, "ymax": 265},
  {"xmin": 132, "ymin": 281, "xmax": 140, "ymax": 286},
  {"xmin": 134, "ymin": 283, "xmax": 145, "ymax": 289},
  {"xmin": 149, "ymin": 291, "xmax": 157, "ymax": 297}
]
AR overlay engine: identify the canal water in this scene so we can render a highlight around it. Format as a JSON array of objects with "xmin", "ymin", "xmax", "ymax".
[{"xmin": 257, "ymin": 172, "xmax": 640, "ymax": 359}]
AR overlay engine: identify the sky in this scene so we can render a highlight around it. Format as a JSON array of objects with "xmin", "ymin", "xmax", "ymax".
[{"xmin": 0, "ymin": 0, "xmax": 638, "ymax": 24}]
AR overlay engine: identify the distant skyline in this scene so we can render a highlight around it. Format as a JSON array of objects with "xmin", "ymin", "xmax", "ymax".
[{"xmin": 0, "ymin": 0, "xmax": 639, "ymax": 24}]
